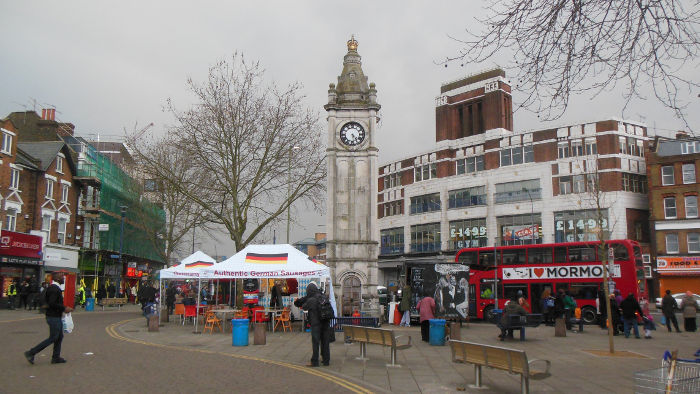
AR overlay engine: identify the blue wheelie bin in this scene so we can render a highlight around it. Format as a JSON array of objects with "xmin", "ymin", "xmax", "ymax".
[
  {"xmin": 429, "ymin": 319, "xmax": 446, "ymax": 346},
  {"xmin": 232, "ymin": 319, "xmax": 250, "ymax": 346}
]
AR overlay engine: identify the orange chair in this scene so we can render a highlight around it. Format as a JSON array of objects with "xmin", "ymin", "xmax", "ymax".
[
  {"xmin": 203, "ymin": 311, "xmax": 222, "ymax": 333},
  {"xmin": 174, "ymin": 304, "xmax": 185, "ymax": 324},
  {"xmin": 184, "ymin": 305, "xmax": 197, "ymax": 325},
  {"xmin": 274, "ymin": 307, "xmax": 292, "ymax": 332},
  {"xmin": 233, "ymin": 310, "xmax": 248, "ymax": 319}
]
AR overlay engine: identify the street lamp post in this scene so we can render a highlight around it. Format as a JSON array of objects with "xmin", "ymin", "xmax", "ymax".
[{"xmin": 286, "ymin": 146, "xmax": 300, "ymax": 244}]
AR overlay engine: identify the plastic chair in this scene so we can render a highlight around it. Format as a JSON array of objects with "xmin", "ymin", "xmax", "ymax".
[
  {"xmin": 203, "ymin": 311, "xmax": 222, "ymax": 334},
  {"xmin": 184, "ymin": 305, "xmax": 197, "ymax": 325},
  {"xmin": 174, "ymin": 303, "xmax": 185, "ymax": 324},
  {"xmin": 274, "ymin": 307, "xmax": 292, "ymax": 332},
  {"xmin": 234, "ymin": 310, "xmax": 248, "ymax": 319}
]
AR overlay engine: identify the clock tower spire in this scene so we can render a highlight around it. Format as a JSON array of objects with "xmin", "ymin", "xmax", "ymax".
[{"xmin": 325, "ymin": 37, "xmax": 381, "ymax": 316}]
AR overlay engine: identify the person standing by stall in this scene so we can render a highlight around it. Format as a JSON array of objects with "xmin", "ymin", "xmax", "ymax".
[
  {"xmin": 398, "ymin": 283, "xmax": 412, "ymax": 327},
  {"xmin": 416, "ymin": 290, "xmax": 436, "ymax": 342},
  {"xmin": 294, "ymin": 282, "xmax": 331, "ymax": 367},
  {"xmin": 680, "ymin": 291, "xmax": 698, "ymax": 332}
]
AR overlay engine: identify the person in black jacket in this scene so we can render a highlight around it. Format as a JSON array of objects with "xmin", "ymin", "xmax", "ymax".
[
  {"xmin": 620, "ymin": 293, "xmax": 643, "ymax": 338},
  {"xmin": 661, "ymin": 290, "xmax": 681, "ymax": 333},
  {"xmin": 25, "ymin": 272, "xmax": 73, "ymax": 364},
  {"xmin": 294, "ymin": 282, "xmax": 330, "ymax": 367}
]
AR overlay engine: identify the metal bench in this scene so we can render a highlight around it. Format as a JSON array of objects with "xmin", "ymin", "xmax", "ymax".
[
  {"xmin": 449, "ymin": 339, "xmax": 551, "ymax": 394},
  {"xmin": 99, "ymin": 298, "xmax": 127, "ymax": 311},
  {"xmin": 330, "ymin": 316, "xmax": 379, "ymax": 332},
  {"xmin": 495, "ymin": 313, "xmax": 543, "ymax": 341},
  {"xmin": 343, "ymin": 325, "xmax": 411, "ymax": 367}
]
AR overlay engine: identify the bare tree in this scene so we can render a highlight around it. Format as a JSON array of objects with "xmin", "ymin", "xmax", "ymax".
[
  {"xmin": 131, "ymin": 54, "xmax": 326, "ymax": 252},
  {"xmin": 448, "ymin": 0, "xmax": 700, "ymax": 128},
  {"xmin": 123, "ymin": 135, "xmax": 212, "ymax": 265}
]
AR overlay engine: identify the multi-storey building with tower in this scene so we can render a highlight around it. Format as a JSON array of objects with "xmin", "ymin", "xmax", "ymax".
[
  {"xmin": 377, "ymin": 69, "xmax": 653, "ymax": 297},
  {"xmin": 646, "ymin": 135, "xmax": 700, "ymax": 295}
]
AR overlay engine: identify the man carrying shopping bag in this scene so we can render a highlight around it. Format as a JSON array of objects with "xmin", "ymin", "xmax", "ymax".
[{"xmin": 24, "ymin": 271, "xmax": 73, "ymax": 365}]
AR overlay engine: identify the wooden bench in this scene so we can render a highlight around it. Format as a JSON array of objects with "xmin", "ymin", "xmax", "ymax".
[
  {"xmin": 343, "ymin": 325, "xmax": 411, "ymax": 367},
  {"xmin": 99, "ymin": 298, "xmax": 127, "ymax": 311},
  {"xmin": 449, "ymin": 339, "xmax": 551, "ymax": 394}
]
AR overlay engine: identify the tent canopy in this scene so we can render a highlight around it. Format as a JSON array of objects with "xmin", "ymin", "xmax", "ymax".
[
  {"xmin": 202, "ymin": 244, "xmax": 329, "ymax": 279},
  {"xmin": 159, "ymin": 251, "xmax": 216, "ymax": 279}
]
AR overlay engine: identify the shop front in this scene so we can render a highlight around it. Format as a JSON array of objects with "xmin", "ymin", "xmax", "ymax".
[
  {"xmin": 656, "ymin": 256, "xmax": 700, "ymax": 295},
  {"xmin": 0, "ymin": 231, "xmax": 43, "ymax": 307}
]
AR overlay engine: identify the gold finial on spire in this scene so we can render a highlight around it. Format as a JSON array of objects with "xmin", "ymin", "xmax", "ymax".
[{"xmin": 347, "ymin": 35, "xmax": 358, "ymax": 51}]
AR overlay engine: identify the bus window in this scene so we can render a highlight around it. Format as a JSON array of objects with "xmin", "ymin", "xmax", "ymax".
[
  {"xmin": 528, "ymin": 247, "xmax": 553, "ymax": 264},
  {"xmin": 478, "ymin": 251, "xmax": 495, "ymax": 267},
  {"xmin": 457, "ymin": 251, "xmax": 478, "ymax": 265},
  {"xmin": 479, "ymin": 279, "xmax": 502, "ymax": 299},
  {"xmin": 610, "ymin": 243, "xmax": 629, "ymax": 261},
  {"xmin": 633, "ymin": 245, "xmax": 644, "ymax": 267},
  {"xmin": 504, "ymin": 284, "xmax": 528, "ymax": 301},
  {"xmin": 568, "ymin": 246, "xmax": 597, "ymax": 262},
  {"xmin": 554, "ymin": 246, "xmax": 567, "ymax": 263},
  {"xmin": 501, "ymin": 249, "xmax": 526, "ymax": 265},
  {"xmin": 562, "ymin": 282, "xmax": 600, "ymax": 299}
]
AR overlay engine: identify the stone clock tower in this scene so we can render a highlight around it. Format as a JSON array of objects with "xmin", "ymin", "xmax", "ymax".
[{"xmin": 324, "ymin": 37, "xmax": 380, "ymax": 315}]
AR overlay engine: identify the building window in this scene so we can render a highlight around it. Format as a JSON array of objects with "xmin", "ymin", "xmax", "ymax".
[
  {"xmin": 665, "ymin": 234, "xmax": 679, "ymax": 254},
  {"xmin": 383, "ymin": 173, "xmax": 401, "ymax": 189},
  {"xmin": 495, "ymin": 179, "xmax": 541, "ymax": 203},
  {"xmin": 500, "ymin": 146, "xmax": 534, "ymax": 167},
  {"xmin": 456, "ymin": 156, "xmax": 485, "ymax": 175},
  {"xmin": 449, "ymin": 218, "xmax": 487, "ymax": 250},
  {"xmin": 559, "ymin": 176, "xmax": 572, "ymax": 195},
  {"xmin": 498, "ymin": 213, "xmax": 542, "ymax": 246},
  {"xmin": 555, "ymin": 209, "xmax": 609, "ymax": 242},
  {"xmin": 619, "ymin": 137, "xmax": 627, "ymax": 154},
  {"xmin": 571, "ymin": 140, "xmax": 584, "ymax": 157},
  {"xmin": 1, "ymin": 131, "xmax": 12, "ymax": 154},
  {"xmin": 558, "ymin": 142, "xmax": 570, "ymax": 158},
  {"xmin": 410, "ymin": 222, "xmax": 441, "ymax": 252},
  {"xmin": 10, "ymin": 168, "xmax": 20, "ymax": 190},
  {"xmin": 42, "ymin": 214, "xmax": 52, "ymax": 236},
  {"xmin": 448, "ymin": 186, "xmax": 486, "ymax": 208},
  {"xmin": 585, "ymin": 139, "xmax": 597, "ymax": 155},
  {"xmin": 410, "ymin": 193, "xmax": 441, "ymax": 214},
  {"xmin": 45, "ymin": 179, "xmax": 54, "ymax": 199},
  {"xmin": 661, "ymin": 166, "xmax": 675, "ymax": 185},
  {"xmin": 380, "ymin": 227, "xmax": 404, "ymax": 255},
  {"xmin": 664, "ymin": 197, "xmax": 677, "ymax": 219},
  {"xmin": 57, "ymin": 218, "xmax": 67, "ymax": 245},
  {"xmin": 622, "ymin": 173, "xmax": 647, "ymax": 193},
  {"xmin": 681, "ymin": 142, "xmax": 698, "ymax": 154},
  {"xmin": 682, "ymin": 163, "xmax": 696, "ymax": 184},
  {"xmin": 572, "ymin": 175, "xmax": 586, "ymax": 193},
  {"xmin": 383, "ymin": 201, "xmax": 402, "ymax": 217},
  {"xmin": 686, "ymin": 196, "xmax": 698, "ymax": 218},
  {"xmin": 61, "ymin": 185, "xmax": 69, "ymax": 203},
  {"xmin": 5, "ymin": 208, "xmax": 17, "ymax": 232},
  {"xmin": 688, "ymin": 233, "xmax": 700, "ymax": 253},
  {"xmin": 56, "ymin": 156, "xmax": 63, "ymax": 173},
  {"xmin": 414, "ymin": 163, "xmax": 436, "ymax": 182}
]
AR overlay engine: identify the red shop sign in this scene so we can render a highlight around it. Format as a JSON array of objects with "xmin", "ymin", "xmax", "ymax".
[{"xmin": 0, "ymin": 231, "xmax": 43, "ymax": 258}]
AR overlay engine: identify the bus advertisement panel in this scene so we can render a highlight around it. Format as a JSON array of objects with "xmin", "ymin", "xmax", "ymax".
[{"xmin": 455, "ymin": 239, "xmax": 644, "ymax": 324}]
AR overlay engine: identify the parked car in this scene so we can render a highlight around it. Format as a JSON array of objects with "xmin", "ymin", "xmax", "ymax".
[{"xmin": 655, "ymin": 293, "xmax": 700, "ymax": 310}]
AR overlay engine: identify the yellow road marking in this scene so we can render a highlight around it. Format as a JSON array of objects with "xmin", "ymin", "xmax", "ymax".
[{"xmin": 106, "ymin": 319, "xmax": 373, "ymax": 394}]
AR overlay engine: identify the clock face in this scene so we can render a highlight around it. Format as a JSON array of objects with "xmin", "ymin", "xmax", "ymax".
[{"xmin": 339, "ymin": 122, "xmax": 366, "ymax": 146}]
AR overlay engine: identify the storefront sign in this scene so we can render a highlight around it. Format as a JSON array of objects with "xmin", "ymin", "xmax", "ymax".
[
  {"xmin": 502, "ymin": 224, "xmax": 540, "ymax": 241},
  {"xmin": 657, "ymin": 256, "xmax": 700, "ymax": 275},
  {"xmin": 502, "ymin": 264, "xmax": 621, "ymax": 280},
  {"xmin": 0, "ymin": 231, "xmax": 42, "ymax": 259}
]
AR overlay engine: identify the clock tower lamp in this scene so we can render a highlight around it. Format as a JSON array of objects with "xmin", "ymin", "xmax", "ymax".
[{"xmin": 324, "ymin": 37, "xmax": 381, "ymax": 316}]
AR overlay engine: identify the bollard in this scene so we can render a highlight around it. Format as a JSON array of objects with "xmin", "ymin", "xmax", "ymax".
[
  {"xmin": 148, "ymin": 315, "xmax": 159, "ymax": 332},
  {"xmin": 554, "ymin": 317, "xmax": 566, "ymax": 337},
  {"xmin": 253, "ymin": 323, "xmax": 266, "ymax": 345}
]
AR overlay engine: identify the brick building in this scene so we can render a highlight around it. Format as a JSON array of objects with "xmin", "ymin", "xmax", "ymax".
[
  {"xmin": 377, "ymin": 69, "xmax": 652, "ymax": 296},
  {"xmin": 646, "ymin": 135, "xmax": 700, "ymax": 295}
]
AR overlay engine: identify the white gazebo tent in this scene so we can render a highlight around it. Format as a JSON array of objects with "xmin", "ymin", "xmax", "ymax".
[
  {"xmin": 201, "ymin": 244, "xmax": 337, "ymax": 315},
  {"xmin": 159, "ymin": 251, "xmax": 217, "ymax": 332}
]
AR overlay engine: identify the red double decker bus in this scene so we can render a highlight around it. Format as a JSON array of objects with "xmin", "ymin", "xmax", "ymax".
[{"xmin": 455, "ymin": 239, "xmax": 646, "ymax": 324}]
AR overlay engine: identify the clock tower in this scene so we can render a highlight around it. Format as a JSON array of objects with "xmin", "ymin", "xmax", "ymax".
[{"xmin": 325, "ymin": 37, "xmax": 381, "ymax": 316}]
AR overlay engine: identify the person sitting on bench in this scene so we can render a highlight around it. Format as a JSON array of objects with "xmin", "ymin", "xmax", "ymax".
[{"xmin": 498, "ymin": 294, "xmax": 527, "ymax": 341}]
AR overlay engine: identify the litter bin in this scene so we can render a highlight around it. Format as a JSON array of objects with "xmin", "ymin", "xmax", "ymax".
[
  {"xmin": 232, "ymin": 319, "xmax": 250, "ymax": 346},
  {"xmin": 429, "ymin": 319, "xmax": 446, "ymax": 346},
  {"xmin": 253, "ymin": 323, "xmax": 266, "ymax": 345},
  {"xmin": 85, "ymin": 298, "xmax": 95, "ymax": 311}
]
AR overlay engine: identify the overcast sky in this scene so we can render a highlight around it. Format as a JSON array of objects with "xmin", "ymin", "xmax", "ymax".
[{"xmin": 2, "ymin": 1, "xmax": 697, "ymax": 260}]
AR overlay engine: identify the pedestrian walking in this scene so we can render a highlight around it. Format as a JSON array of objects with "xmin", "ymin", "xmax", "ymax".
[
  {"xmin": 680, "ymin": 291, "xmax": 698, "ymax": 332},
  {"xmin": 661, "ymin": 290, "xmax": 681, "ymax": 332},
  {"xmin": 608, "ymin": 294, "xmax": 622, "ymax": 335},
  {"xmin": 416, "ymin": 290, "xmax": 436, "ymax": 342},
  {"xmin": 620, "ymin": 293, "xmax": 643, "ymax": 339},
  {"xmin": 398, "ymin": 283, "xmax": 412, "ymax": 327},
  {"xmin": 19, "ymin": 279, "xmax": 30, "ymax": 309},
  {"xmin": 293, "ymin": 281, "xmax": 331, "ymax": 367},
  {"xmin": 24, "ymin": 272, "xmax": 73, "ymax": 365},
  {"xmin": 165, "ymin": 285, "xmax": 177, "ymax": 315}
]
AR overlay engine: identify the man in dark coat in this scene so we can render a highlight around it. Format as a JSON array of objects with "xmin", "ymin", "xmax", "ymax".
[
  {"xmin": 620, "ymin": 293, "xmax": 643, "ymax": 338},
  {"xmin": 661, "ymin": 290, "xmax": 681, "ymax": 332},
  {"xmin": 294, "ymin": 282, "xmax": 330, "ymax": 367},
  {"xmin": 25, "ymin": 272, "xmax": 73, "ymax": 364}
]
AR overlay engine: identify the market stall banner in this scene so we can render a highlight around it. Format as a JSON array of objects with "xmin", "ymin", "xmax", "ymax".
[
  {"xmin": 245, "ymin": 253, "xmax": 288, "ymax": 264},
  {"xmin": 185, "ymin": 261, "xmax": 214, "ymax": 268},
  {"xmin": 503, "ymin": 264, "xmax": 620, "ymax": 280}
]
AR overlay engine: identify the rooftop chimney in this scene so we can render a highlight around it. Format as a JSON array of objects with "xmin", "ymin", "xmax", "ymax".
[
  {"xmin": 41, "ymin": 108, "xmax": 56, "ymax": 121},
  {"xmin": 676, "ymin": 130, "xmax": 689, "ymax": 140}
]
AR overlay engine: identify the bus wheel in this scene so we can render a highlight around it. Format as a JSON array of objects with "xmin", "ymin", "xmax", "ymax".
[
  {"xmin": 581, "ymin": 307, "xmax": 597, "ymax": 324},
  {"xmin": 483, "ymin": 305, "xmax": 496, "ymax": 322}
]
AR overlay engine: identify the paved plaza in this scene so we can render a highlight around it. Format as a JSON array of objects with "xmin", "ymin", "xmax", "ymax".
[{"xmin": 1, "ymin": 306, "xmax": 698, "ymax": 393}]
